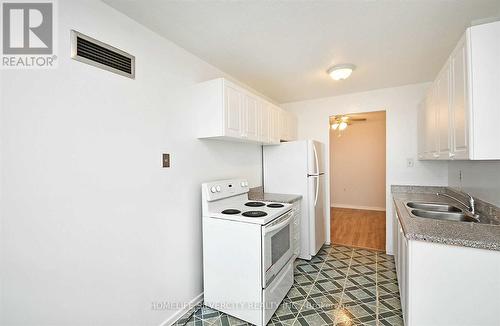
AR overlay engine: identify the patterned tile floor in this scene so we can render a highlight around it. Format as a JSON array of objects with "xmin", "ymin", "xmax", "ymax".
[{"xmin": 175, "ymin": 245, "xmax": 403, "ymax": 326}]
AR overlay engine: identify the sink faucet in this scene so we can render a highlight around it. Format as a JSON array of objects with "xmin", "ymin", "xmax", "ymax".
[{"xmin": 437, "ymin": 192, "xmax": 476, "ymax": 215}]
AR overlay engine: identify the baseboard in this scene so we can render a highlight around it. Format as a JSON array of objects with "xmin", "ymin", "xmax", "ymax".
[
  {"xmin": 159, "ymin": 292, "xmax": 204, "ymax": 326},
  {"xmin": 331, "ymin": 204, "xmax": 386, "ymax": 212}
]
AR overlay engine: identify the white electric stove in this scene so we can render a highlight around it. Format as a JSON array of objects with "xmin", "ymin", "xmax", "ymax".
[{"xmin": 201, "ymin": 179, "xmax": 296, "ymax": 326}]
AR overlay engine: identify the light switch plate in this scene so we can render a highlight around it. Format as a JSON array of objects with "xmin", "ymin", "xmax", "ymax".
[
  {"xmin": 406, "ymin": 158, "xmax": 414, "ymax": 168},
  {"xmin": 162, "ymin": 153, "xmax": 170, "ymax": 168}
]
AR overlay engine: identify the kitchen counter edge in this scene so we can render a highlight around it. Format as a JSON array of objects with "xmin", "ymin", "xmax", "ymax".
[{"xmin": 392, "ymin": 185, "xmax": 500, "ymax": 251}]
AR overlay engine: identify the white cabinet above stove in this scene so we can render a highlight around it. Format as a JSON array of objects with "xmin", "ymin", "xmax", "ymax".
[{"xmin": 191, "ymin": 78, "xmax": 297, "ymax": 144}]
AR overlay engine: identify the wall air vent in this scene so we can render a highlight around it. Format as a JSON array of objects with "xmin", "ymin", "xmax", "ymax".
[{"xmin": 70, "ymin": 30, "xmax": 135, "ymax": 79}]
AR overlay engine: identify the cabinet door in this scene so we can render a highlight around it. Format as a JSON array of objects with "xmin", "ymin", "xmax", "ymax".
[
  {"xmin": 395, "ymin": 220, "xmax": 409, "ymax": 324},
  {"xmin": 269, "ymin": 105, "xmax": 281, "ymax": 144},
  {"xmin": 424, "ymin": 87, "xmax": 439, "ymax": 159},
  {"xmin": 288, "ymin": 114, "xmax": 298, "ymax": 141},
  {"xmin": 401, "ymin": 234, "xmax": 408, "ymax": 324},
  {"xmin": 397, "ymin": 224, "xmax": 403, "ymax": 283},
  {"xmin": 274, "ymin": 107, "xmax": 281, "ymax": 143},
  {"xmin": 436, "ymin": 64, "xmax": 451, "ymax": 158},
  {"xmin": 243, "ymin": 95, "xmax": 259, "ymax": 141},
  {"xmin": 469, "ymin": 21, "xmax": 500, "ymax": 159},
  {"xmin": 280, "ymin": 110, "xmax": 289, "ymax": 141},
  {"xmin": 224, "ymin": 85, "xmax": 243, "ymax": 138},
  {"xmin": 450, "ymin": 36, "xmax": 469, "ymax": 159},
  {"xmin": 258, "ymin": 101, "xmax": 270, "ymax": 143},
  {"xmin": 417, "ymin": 100, "xmax": 426, "ymax": 159}
]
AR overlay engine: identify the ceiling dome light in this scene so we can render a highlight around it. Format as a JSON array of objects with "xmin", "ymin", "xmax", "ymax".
[{"xmin": 327, "ymin": 64, "xmax": 356, "ymax": 81}]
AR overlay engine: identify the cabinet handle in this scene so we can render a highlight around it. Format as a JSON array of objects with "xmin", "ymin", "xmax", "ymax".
[
  {"xmin": 449, "ymin": 153, "xmax": 455, "ymax": 158},
  {"xmin": 433, "ymin": 153, "xmax": 439, "ymax": 158}
]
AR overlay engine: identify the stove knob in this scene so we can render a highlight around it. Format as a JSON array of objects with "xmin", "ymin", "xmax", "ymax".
[
  {"xmin": 210, "ymin": 186, "xmax": 217, "ymax": 193},
  {"xmin": 216, "ymin": 186, "xmax": 221, "ymax": 192}
]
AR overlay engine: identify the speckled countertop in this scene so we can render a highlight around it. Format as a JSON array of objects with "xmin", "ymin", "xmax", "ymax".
[
  {"xmin": 248, "ymin": 186, "xmax": 302, "ymax": 204},
  {"xmin": 392, "ymin": 185, "xmax": 500, "ymax": 251}
]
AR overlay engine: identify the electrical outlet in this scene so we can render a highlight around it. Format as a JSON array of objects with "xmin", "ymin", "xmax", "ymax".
[
  {"xmin": 162, "ymin": 153, "xmax": 170, "ymax": 168},
  {"xmin": 406, "ymin": 158, "xmax": 414, "ymax": 168}
]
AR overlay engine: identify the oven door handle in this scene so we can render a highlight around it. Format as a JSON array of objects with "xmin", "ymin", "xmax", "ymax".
[{"xmin": 263, "ymin": 215, "xmax": 292, "ymax": 235}]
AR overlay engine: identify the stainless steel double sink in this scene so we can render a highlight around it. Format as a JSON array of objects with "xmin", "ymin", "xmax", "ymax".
[{"xmin": 405, "ymin": 202, "xmax": 479, "ymax": 223}]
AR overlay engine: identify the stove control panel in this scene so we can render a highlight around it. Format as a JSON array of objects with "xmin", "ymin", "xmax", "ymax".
[{"xmin": 202, "ymin": 179, "xmax": 249, "ymax": 201}]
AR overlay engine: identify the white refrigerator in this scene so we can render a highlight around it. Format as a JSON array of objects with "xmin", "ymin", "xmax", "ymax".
[{"xmin": 263, "ymin": 140, "xmax": 326, "ymax": 260}]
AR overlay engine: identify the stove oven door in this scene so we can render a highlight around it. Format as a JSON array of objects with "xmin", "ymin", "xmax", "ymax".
[{"xmin": 262, "ymin": 209, "xmax": 293, "ymax": 288}]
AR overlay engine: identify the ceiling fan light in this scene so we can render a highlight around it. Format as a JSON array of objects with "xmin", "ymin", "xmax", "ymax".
[
  {"xmin": 339, "ymin": 122, "xmax": 348, "ymax": 130},
  {"xmin": 331, "ymin": 122, "xmax": 339, "ymax": 130},
  {"xmin": 327, "ymin": 64, "xmax": 356, "ymax": 81}
]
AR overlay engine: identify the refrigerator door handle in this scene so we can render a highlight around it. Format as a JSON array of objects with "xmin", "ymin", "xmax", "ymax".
[
  {"xmin": 310, "ymin": 174, "xmax": 319, "ymax": 207},
  {"xmin": 312, "ymin": 143, "xmax": 319, "ymax": 176},
  {"xmin": 314, "ymin": 175, "xmax": 319, "ymax": 207}
]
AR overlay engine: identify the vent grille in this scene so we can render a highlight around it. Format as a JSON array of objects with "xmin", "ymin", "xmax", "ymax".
[{"xmin": 71, "ymin": 30, "xmax": 135, "ymax": 79}]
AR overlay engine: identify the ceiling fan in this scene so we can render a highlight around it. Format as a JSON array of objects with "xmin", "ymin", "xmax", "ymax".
[{"xmin": 330, "ymin": 115, "xmax": 367, "ymax": 136}]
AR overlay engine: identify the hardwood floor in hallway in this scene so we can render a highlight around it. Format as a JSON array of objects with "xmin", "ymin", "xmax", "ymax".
[{"xmin": 330, "ymin": 207, "xmax": 386, "ymax": 251}]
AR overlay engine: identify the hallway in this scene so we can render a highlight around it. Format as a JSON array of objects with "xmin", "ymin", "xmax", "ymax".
[{"xmin": 330, "ymin": 208, "xmax": 386, "ymax": 251}]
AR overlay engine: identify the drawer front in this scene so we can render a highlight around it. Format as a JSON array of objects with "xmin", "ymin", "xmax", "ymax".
[{"xmin": 263, "ymin": 258, "xmax": 294, "ymax": 325}]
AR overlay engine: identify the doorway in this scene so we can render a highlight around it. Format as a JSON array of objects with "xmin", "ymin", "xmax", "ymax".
[{"xmin": 329, "ymin": 111, "xmax": 386, "ymax": 250}]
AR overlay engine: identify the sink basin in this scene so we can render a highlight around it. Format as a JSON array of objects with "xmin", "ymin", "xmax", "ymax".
[
  {"xmin": 411, "ymin": 209, "xmax": 478, "ymax": 223},
  {"xmin": 406, "ymin": 202, "xmax": 463, "ymax": 213}
]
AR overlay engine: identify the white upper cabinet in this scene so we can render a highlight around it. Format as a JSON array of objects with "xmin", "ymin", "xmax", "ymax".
[
  {"xmin": 279, "ymin": 110, "xmax": 289, "ymax": 141},
  {"xmin": 278, "ymin": 109, "xmax": 298, "ymax": 142},
  {"xmin": 436, "ymin": 62, "xmax": 451, "ymax": 159},
  {"xmin": 258, "ymin": 100, "xmax": 271, "ymax": 143},
  {"xmin": 288, "ymin": 114, "xmax": 298, "ymax": 140},
  {"xmin": 417, "ymin": 100, "xmax": 426, "ymax": 160},
  {"xmin": 421, "ymin": 87, "xmax": 439, "ymax": 159},
  {"xmin": 418, "ymin": 20, "xmax": 500, "ymax": 160},
  {"xmin": 269, "ymin": 105, "xmax": 281, "ymax": 144},
  {"xmin": 468, "ymin": 21, "xmax": 500, "ymax": 159},
  {"xmin": 192, "ymin": 78, "xmax": 296, "ymax": 144},
  {"xmin": 242, "ymin": 95, "xmax": 259, "ymax": 141},
  {"xmin": 450, "ymin": 34, "xmax": 469, "ymax": 159},
  {"xmin": 224, "ymin": 84, "xmax": 243, "ymax": 138}
]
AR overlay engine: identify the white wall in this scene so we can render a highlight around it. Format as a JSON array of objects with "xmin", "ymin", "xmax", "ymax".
[
  {"xmin": 449, "ymin": 161, "xmax": 500, "ymax": 206},
  {"xmin": 0, "ymin": 1, "xmax": 262, "ymax": 326},
  {"xmin": 282, "ymin": 83, "xmax": 449, "ymax": 254}
]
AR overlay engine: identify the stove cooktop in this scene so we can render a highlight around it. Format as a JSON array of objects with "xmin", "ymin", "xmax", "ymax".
[{"xmin": 206, "ymin": 196, "xmax": 292, "ymax": 225}]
